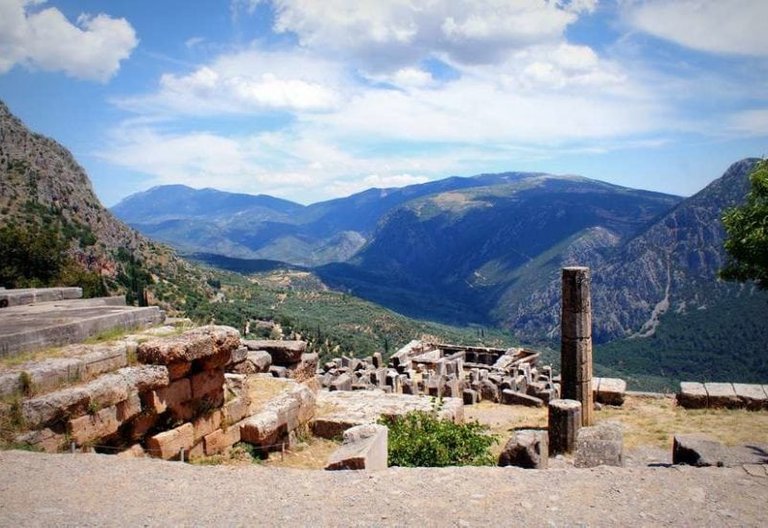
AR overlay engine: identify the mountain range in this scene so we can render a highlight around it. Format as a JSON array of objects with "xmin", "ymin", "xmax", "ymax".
[{"xmin": 113, "ymin": 154, "xmax": 768, "ymax": 387}]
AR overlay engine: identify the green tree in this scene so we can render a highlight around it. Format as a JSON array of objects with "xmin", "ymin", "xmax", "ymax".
[{"xmin": 721, "ymin": 159, "xmax": 768, "ymax": 289}]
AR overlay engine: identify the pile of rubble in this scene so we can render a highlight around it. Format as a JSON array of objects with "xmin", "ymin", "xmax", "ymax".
[{"xmin": 318, "ymin": 340, "xmax": 559, "ymax": 408}]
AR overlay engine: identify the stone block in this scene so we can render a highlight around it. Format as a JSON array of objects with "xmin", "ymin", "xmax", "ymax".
[
  {"xmin": 193, "ymin": 410, "xmax": 222, "ymax": 442},
  {"xmin": 116, "ymin": 393, "xmax": 142, "ymax": 422},
  {"xmin": 247, "ymin": 350, "xmax": 272, "ymax": 372},
  {"xmin": 463, "ymin": 389, "xmax": 478, "ymax": 405},
  {"xmin": 223, "ymin": 396, "xmax": 249, "ymax": 425},
  {"xmin": 14, "ymin": 428, "xmax": 66, "ymax": 453},
  {"xmin": 575, "ymin": 421, "xmax": 624, "ymax": 468},
  {"xmin": 144, "ymin": 378, "xmax": 192, "ymax": 414},
  {"xmin": 478, "ymin": 380, "xmax": 500, "ymax": 403},
  {"xmin": 372, "ymin": 352, "xmax": 383, "ymax": 368},
  {"xmin": 677, "ymin": 381, "xmax": 707, "ymax": 409},
  {"xmin": 204, "ymin": 425, "xmax": 241, "ymax": 456},
  {"xmin": 673, "ymin": 434, "xmax": 768, "ymax": 467},
  {"xmin": 241, "ymin": 339, "xmax": 306, "ymax": 365},
  {"xmin": 292, "ymin": 352, "xmax": 319, "ymax": 382},
  {"xmin": 188, "ymin": 441, "xmax": 205, "ymax": 460},
  {"xmin": 240, "ymin": 410, "xmax": 282, "ymax": 446},
  {"xmin": 502, "ymin": 389, "xmax": 544, "ymax": 407},
  {"xmin": 126, "ymin": 411, "xmax": 159, "ymax": 442},
  {"xmin": 117, "ymin": 365, "xmax": 169, "ymax": 393},
  {"xmin": 594, "ymin": 377, "xmax": 627, "ymax": 406},
  {"xmin": 68, "ymin": 405, "xmax": 120, "ymax": 445},
  {"xmin": 81, "ymin": 344, "xmax": 128, "ymax": 379},
  {"xmin": 190, "ymin": 369, "xmax": 225, "ymax": 399},
  {"xmin": 167, "ymin": 361, "xmax": 192, "ymax": 381},
  {"xmin": 198, "ymin": 350, "xmax": 232, "ymax": 371},
  {"xmin": 137, "ymin": 326, "xmax": 240, "ymax": 365},
  {"xmin": 269, "ymin": 365, "xmax": 289, "ymax": 378},
  {"xmin": 147, "ymin": 423, "xmax": 195, "ymax": 460},
  {"xmin": 732, "ymin": 383, "xmax": 767, "ymax": 410},
  {"xmin": 498, "ymin": 429, "xmax": 548, "ymax": 469},
  {"xmin": 227, "ymin": 346, "xmax": 248, "ymax": 366},
  {"xmin": 326, "ymin": 424, "xmax": 388, "ymax": 471},
  {"xmin": 86, "ymin": 374, "xmax": 130, "ymax": 409},
  {"xmin": 330, "ymin": 373, "xmax": 353, "ymax": 391},
  {"xmin": 704, "ymin": 382, "xmax": 741, "ymax": 409},
  {"xmin": 22, "ymin": 386, "xmax": 91, "ymax": 429}
]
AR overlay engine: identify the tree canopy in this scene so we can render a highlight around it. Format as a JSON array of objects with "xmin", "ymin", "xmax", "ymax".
[{"xmin": 720, "ymin": 159, "xmax": 768, "ymax": 289}]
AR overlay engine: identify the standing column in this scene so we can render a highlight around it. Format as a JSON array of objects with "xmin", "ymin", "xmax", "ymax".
[{"xmin": 560, "ymin": 266, "xmax": 594, "ymax": 426}]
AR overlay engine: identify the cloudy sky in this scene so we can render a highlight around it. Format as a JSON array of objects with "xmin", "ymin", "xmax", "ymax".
[{"xmin": 0, "ymin": 0, "xmax": 766, "ymax": 206}]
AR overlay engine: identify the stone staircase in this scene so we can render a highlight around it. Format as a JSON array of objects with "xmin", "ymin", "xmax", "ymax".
[{"xmin": 0, "ymin": 288, "xmax": 165, "ymax": 358}]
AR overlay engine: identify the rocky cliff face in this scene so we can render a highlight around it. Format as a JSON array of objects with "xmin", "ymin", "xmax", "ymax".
[
  {"xmin": 499, "ymin": 158, "xmax": 762, "ymax": 342},
  {"xmin": 0, "ymin": 100, "xmax": 209, "ymax": 309}
]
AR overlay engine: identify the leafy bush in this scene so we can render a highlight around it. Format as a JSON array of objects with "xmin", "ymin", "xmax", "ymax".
[{"xmin": 380, "ymin": 405, "xmax": 496, "ymax": 467}]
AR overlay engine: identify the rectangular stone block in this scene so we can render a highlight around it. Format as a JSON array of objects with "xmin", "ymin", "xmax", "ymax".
[
  {"xmin": 240, "ymin": 410, "xmax": 282, "ymax": 446},
  {"xmin": 330, "ymin": 373, "xmax": 352, "ymax": 391},
  {"xmin": 502, "ymin": 389, "xmax": 544, "ymax": 407},
  {"xmin": 190, "ymin": 369, "xmax": 225, "ymax": 399},
  {"xmin": 326, "ymin": 424, "xmax": 388, "ymax": 471},
  {"xmin": 704, "ymin": 382, "xmax": 741, "ymax": 409},
  {"xmin": 147, "ymin": 423, "xmax": 195, "ymax": 460},
  {"xmin": 193, "ymin": 410, "xmax": 222, "ymax": 442},
  {"xmin": 204, "ymin": 426, "xmax": 241, "ymax": 456},
  {"xmin": 126, "ymin": 410, "xmax": 159, "ymax": 442},
  {"xmin": 732, "ymin": 383, "xmax": 768, "ymax": 410},
  {"xmin": 223, "ymin": 396, "xmax": 249, "ymax": 425},
  {"xmin": 188, "ymin": 441, "xmax": 205, "ymax": 460},
  {"xmin": 595, "ymin": 377, "xmax": 627, "ymax": 406},
  {"xmin": 677, "ymin": 381, "xmax": 707, "ymax": 409},
  {"xmin": 14, "ymin": 428, "xmax": 66, "ymax": 453},
  {"xmin": 116, "ymin": 393, "xmax": 142, "ymax": 422},
  {"xmin": 68, "ymin": 405, "xmax": 120, "ymax": 445},
  {"xmin": 167, "ymin": 361, "xmax": 192, "ymax": 381},
  {"xmin": 81, "ymin": 344, "xmax": 128, "ymax": 379},
  {"xmin": 144, "ymin": 378, "xmax": 192, "ymax": 414},
  {"xmin": 198, "ymin": 350, "xmax": 232, "ymax": 371}
]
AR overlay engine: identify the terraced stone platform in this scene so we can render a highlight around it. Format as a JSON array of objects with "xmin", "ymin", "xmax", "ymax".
[{"xmin": 0, "ymin": 296, "xmax": 164, "ymax": 358}]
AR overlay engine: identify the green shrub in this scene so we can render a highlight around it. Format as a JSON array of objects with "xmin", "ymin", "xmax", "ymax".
[{"xmin": 380, "ymin": 405, "xmax": 497, "ymax": 467}]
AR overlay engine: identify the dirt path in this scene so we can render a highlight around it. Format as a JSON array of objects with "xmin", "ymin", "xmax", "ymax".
[{"xmin": 1, "ymin": 450, "xmax": 766, "ymax": 527}]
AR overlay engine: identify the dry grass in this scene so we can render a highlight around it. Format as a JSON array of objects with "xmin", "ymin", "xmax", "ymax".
[
  {"xmin": 465, "ymin": 395, "xmax": 768, "ymax": 454},
  {"xmin": 263, "ymin": 435, "xmax": 342, "ymax": 470}
]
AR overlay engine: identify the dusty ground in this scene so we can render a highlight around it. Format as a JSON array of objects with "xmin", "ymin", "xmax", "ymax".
[{"xmin": 1, "ymin": 450, "xmax": 767, "ymax": 527}]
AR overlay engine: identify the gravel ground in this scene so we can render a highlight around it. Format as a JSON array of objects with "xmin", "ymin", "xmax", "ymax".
[{"xmin": 1, "ymin": 450, "xmax": 767, "ymax": 527}]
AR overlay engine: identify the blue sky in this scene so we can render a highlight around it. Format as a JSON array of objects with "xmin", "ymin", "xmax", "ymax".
[{"xmin": 0, "ymin": 0, "xmax": 766, "ymax": 206}]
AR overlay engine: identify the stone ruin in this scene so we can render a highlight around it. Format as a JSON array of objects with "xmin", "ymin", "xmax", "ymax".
[{"xmin": 318, "ymin": 340, "xmax": 559, "ymax": 408}]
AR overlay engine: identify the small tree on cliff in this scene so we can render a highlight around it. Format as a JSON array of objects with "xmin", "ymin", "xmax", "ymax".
[{"xmin": 720, "ymin": 159, "xmax": 768, "ymax": 289}]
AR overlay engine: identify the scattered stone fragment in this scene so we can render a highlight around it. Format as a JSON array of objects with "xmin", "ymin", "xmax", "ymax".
[
  {"xmin": 574, "ymin": 421, "xmax": 624, "ymax": 468},
  {"xmin": 326, "ymin": 424, "xmax": 388, "ymax": 471},
  {"xmin": 498, "ymin": 429, "xmax": 548, "ymax": 469}
]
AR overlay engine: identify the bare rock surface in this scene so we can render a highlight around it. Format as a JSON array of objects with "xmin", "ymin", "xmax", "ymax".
[{"xmin": 1, "ymin": 450, "xmax": 767, "ymax": 526}]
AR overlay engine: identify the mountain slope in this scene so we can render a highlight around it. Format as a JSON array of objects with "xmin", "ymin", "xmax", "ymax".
[
  {"xmin": 317, "ymin": 174, "xmax": 681, "ymax": 324},
  {"xmin": 0, "ymin": 100, "xmax": 211, "ymax": 311}
]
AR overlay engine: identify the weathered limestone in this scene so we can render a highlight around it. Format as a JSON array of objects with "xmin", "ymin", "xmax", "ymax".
[
  {"xmin": 704, "ymin": 382, "xmax": 742, "ymax": 409},
  {"xmin": 548, "ymin": 399, "xmax": 581, "ymax": 456},
  {"xmin": 326, "ymin": 424, "xmax": 389, "ymax": 471},
  {"xmin": 137, "ymin": 326, "xmax": 240, "ymax": 365},
  {"xmin": 673, "ymin": 434, "xmax": 768, "ymax": 467},
  {"xmin": 677, "ymin": 381, "xmax": 768, "ymax": 409},
  {"xmin": 240, "ymin": 384, "xmax": 316, "ymax": 450},
  {"xmin": 0, "ymin": 287, "xmax": 83, "ymax": 307},
  {"xmin": 312, "ymin": 390, "xmax": 464, "ymax": 440},
  {"xmin": 241, "ymin": 340, "xmax": 306, "ymax": 365},
  {"xmin": 502, "ymin": 389, "xmax": 544, "ymax": 407},
  {"xmin": 574, "ymin": 421, "xmax": 624, "ymax": 468},
  {"xmin": 147, "ymin": 423, "xmax": 195, "ymax": 460},
  {"xmin": 733, "ymin": 383, "xmax": 768, "ymax": 410},
  {"xmin": 68, "ymin": 406, "xmax": 120, "ymax": 445},
  {"xmin": 498, "ymin": 429, "xmax": 548, "ymax": 469},
  {"xmin": 677, "ymin": 382, "xmax": 707, "ymax": 409},
  {"xmin": 0, "ymin": 296, "xmax": 164, "ymax": 358},
  {"xmin": 560, "ymin": 267, "xmax": 594, "ymax": 426},
  {"xmin": 593, "ymin": 377, "xmax": 627, "ymax": 406},
  {"xmin": 204, "ymin": 425, "xmax": 241, "ymax": 456}
]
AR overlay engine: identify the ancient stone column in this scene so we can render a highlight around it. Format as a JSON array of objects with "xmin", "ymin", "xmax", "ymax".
[
  {"xmin": 561, "ymin": 266, "xmax": 594, "ymax": 426},
  {"xmin": 548, "ymin": 399, "xmax": 582, "ymax": 455}
]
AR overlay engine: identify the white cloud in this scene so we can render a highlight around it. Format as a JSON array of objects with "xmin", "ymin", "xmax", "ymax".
[
  {"xmin": 626, "ymin": 0, "xmax": 768, "ymax": 57},
  {"xmin": 238, "ymin": 0, "xmax": 595, "ymax": 70},
  {"xmin": 118, "ymin": 49, "xmax": 343, "ymax": 115},
  {"xmin": 0, "ymin": 0, "xmax": 137, "ymax": 81}
]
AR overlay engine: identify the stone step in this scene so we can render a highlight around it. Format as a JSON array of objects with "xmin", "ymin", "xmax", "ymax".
[
  {"xmin": 0, "ymin": 298, "xmax": 164, "ymax": 358},
  {"xmin": 0, "ymin": 287, "xmax": 83, "ymax": 308}
]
